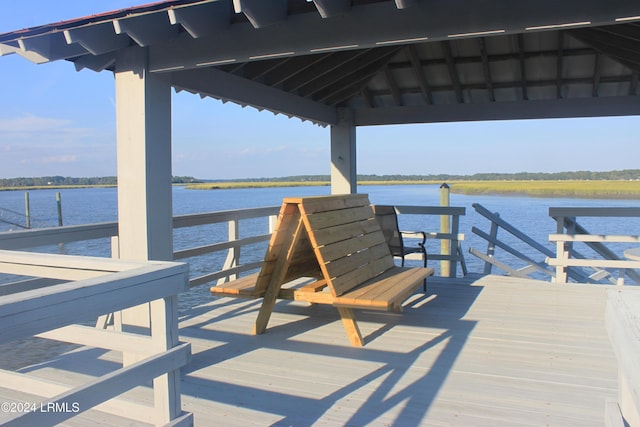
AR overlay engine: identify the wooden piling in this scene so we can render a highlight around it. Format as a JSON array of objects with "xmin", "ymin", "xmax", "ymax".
[
  {"xmin": 24, "ymin": 192, "xmax": 31, "ymax": 229},
  {"xmin": 440, "ymin": 183, "xmax": 450, "ymax": 277},
  {"xmin": 56, "ymin": 192, "xmax": 63, "ymax": 226}
]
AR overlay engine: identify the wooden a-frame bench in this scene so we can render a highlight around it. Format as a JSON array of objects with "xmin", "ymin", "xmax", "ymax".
[{"xmin": 210, "ymin": 194, "xmax": 434, "ymax": 346}]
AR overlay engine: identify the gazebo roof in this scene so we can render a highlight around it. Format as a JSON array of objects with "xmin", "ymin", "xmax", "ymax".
[{"xmin": 1, "ymin": 0, "xmax": 640, "ymax": 126}]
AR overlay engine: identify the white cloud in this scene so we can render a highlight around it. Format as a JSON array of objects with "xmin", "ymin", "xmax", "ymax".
[{"xmin": 0, "ymin": 115, "xmax": 71, "ymax": 133}]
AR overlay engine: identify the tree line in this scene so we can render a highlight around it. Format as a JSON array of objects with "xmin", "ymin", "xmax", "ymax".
[
  {"xmin": 2, "ymin": 170, "xmax": 638, "ymax": 188},
  {"xmin": 0, "ymin": 176, "xmax": 200, "ymax": 187},
  {"xmin": 210, "ymin": 169, "xmax": 640, "ymax": 183}
]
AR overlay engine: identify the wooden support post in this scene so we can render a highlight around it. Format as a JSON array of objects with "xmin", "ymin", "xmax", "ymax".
[
  {"xmin": 254, "ymin": 210, "xmax": 304, "ymax": 335},
  {"xmin": 440, "ymin": 183, "xmax": 451, "ymax": 277},
  {"xmin": 337, "ymin": 307, "xmax": 364, "ymax": 347}
]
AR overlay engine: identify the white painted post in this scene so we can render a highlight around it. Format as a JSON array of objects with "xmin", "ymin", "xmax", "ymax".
[
  {"xmin": 114, "ymin": 45, "xmax": 173, "ymax": 352},
  {"xmin": 217, "ymin": 219, "xmax": 239, "ymax": 284},
  {"xmin": 330, "ymin": 108, "xmax": 357, "ymax": 195},
  {"xmin": 150, "ymin": 296, "xmax": 182, "ymax": 426},
  {"xmin": 115, "ymin": 46, "xmax": 173, "ymax": 263}
]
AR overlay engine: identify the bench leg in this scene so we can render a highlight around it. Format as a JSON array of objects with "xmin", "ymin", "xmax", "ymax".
[{"xmin": 337, "ymin": 307, "xmax": 364, "ymax": 347}]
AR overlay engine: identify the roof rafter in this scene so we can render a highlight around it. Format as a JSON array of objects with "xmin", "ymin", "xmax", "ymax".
[
  {"xmin": 406, "ymin": 45, "xmax": 433, "ymax": 104},
  {"xmin": 298, "ymin": 47, "xmax": 400, "ymax": 98},
  {"xmin": 556, "ymin": 32, "xmax": 564, "ymax": 99},
  {"xmin": 517, "ymin": 34, "xmax": 528, "ymax": 101},
  {"xmin": 478, "ymin": 37, "xmax": 495, "ymax": 102},
  {"xmin": 442, "ymin": 41, "xmax": 463, "ymax": 103}
]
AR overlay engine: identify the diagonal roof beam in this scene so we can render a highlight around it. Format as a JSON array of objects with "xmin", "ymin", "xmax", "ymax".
[
  {"xmin": 406, "ymin": 45, "xmax": 433, "ymax": 104},
  {"xmin": 297, "ymin": 47, "xmax": 401, "ymax": 98},
  {"xmin": 171, "ymin": 67, "xmax": 337, "ymax": 125},
  {"xmin": 384, "ymin": 65, "xmax": 403, "ymax": 106},
  {"xmin": 263, "ymin": 54, "xmax": 332, "ymax": 87},
  {"xmin": 283, "ymin": 50, "xmax": 371, "ymax": 92},
  {"xmin": 443, "ymin": 41, "xmax": 463, "ymax": 103},
  {"xmin": 569, "ymin": 28, "xmax": 640, "ymax": 72},
  {"xmin": 320, "ymin": 56, "xmax": 400, "ymax": 105},
  {"xmin": 478, "ymin": 37, "xmax": 495, "ymax": 102}
]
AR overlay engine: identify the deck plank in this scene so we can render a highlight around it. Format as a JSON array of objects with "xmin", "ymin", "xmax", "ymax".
[{"xmin": 0, "ymin": 275, "xmax": 619, "ymax": 426}]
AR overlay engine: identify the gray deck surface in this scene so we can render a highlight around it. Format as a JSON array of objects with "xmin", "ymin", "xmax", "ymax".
[{"xmin": 0, "ymin": 274, "xmax": 618, "ymax": 426}]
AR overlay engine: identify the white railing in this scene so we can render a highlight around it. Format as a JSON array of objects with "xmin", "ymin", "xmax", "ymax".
[
  {"xmin": 0, "ymin": 206, "xmax": 281, "ymax": 288},
  {"xmin": 469, "ymin": 203, "xmax": 557, "ymax": 280},
  {"xmin": 548, "ymin": 207, "xmax": 640, "ymax": 285},
  {"xmin": 393, "ymin": 205, "xmax": 467, "ymax": 277},
  {"xmin": 0, "ymin": 250, "xmax": 191, "ymax": 426},
  {"xmin": 0, "ymin": 203, "xmax": 467, "ymax": 292}
]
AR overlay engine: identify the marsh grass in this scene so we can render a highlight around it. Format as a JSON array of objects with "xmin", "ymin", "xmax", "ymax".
[
  {"xmin": 186, "ymin": 181, "xmax": 330, "ymax": 189},
  {"xmin": 449, "ymin": 180, "xmax": 640, "ymax": 199}
]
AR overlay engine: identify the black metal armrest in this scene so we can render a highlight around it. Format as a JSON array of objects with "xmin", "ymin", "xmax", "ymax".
[{"xmin": 400, "ymin": 230, "xmax": 427, "ymax": 246}]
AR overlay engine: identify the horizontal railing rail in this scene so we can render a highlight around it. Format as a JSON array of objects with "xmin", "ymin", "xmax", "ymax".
[
  {"xmin": 469, "ymin": 203, "xmax": 557, "ymax": 280},
  {"xmin": 0, "ymin": 203, "xmax": 466, "ymax": 293},
  {"xmin": 0, "ymin": 250, "xmax": 192, "ymax": 426},
  {"xmin": 549, "ymin": 207, "xmax": 640, "ymax": 285},
  {"xmin": 393, "ymin": 205, "xmax": 467, "ymax": 277}
]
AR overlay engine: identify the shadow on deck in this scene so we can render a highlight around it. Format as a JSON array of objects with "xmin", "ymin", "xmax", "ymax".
[{"xmin": 3, "ymin": 274, "xmax": 617, "ymax": 426}]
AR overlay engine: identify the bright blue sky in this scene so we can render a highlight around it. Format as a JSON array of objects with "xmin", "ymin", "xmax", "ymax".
[{"xmin": 0, "ymin": 1, "xmax": 639, "ymax": 180}]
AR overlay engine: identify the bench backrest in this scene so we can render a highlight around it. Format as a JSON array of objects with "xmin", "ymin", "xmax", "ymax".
[{"xmin": 296, "ymin": 194, "xmax": 395, "ymax": 296}]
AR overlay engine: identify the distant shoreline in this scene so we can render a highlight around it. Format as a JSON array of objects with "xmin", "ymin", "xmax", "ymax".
[
  {"xmin": 185, "ymin": 179, "xmax": 640, "ymax": 199},
  {"xmin": 2, "ymin": 180, "xmax": 639, "ymax": 199}
]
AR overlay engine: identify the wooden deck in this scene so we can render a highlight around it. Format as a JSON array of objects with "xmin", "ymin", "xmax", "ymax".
[{"xmin": 1, "ymin": 274, "xmax": 618, "ymax": 426}]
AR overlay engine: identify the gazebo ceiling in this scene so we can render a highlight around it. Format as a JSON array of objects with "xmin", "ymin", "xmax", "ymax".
[{"xmin": 2, "ymin": 0, "xmax": 640, "ymax": 126}]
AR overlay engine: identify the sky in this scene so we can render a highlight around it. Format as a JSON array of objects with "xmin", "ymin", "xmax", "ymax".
[{"xmin": 0, "ymin": 1, "xmax": 639, "ymax": 180}]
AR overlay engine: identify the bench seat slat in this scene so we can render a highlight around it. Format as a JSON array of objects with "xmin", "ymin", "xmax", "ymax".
[
  {"xmin": 211, "ymin": 272, "xmax": 263, "ymax": 298},
  {"xmin": 333, "ymin": 267, "xmax": 434, "ymax": 310}
]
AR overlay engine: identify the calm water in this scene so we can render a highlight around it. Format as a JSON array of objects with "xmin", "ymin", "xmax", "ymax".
[{"xmin": 1, "ymin": 185, "xmax": 639, "ymax": 308}]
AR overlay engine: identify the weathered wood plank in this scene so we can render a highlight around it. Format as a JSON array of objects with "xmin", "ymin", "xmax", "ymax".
[{"xmin": 304, "ymin": 206, "xmax": 374, "ymax": 231}]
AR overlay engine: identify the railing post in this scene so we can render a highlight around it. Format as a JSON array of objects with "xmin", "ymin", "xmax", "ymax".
[
  {"xmin": 439, "ymin": 183, "xmax": 451, "ymax": 277},
  {"xmin": 150, "ymin": 295, "xmax": 183, "ymax": 425},
  {"xmin": 484, "ymin": 213, "xmax": 500, "ymax": 275},
  {"xmin": 218, "ymin": 219, "xmax": 240, "ymax": 284}
]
